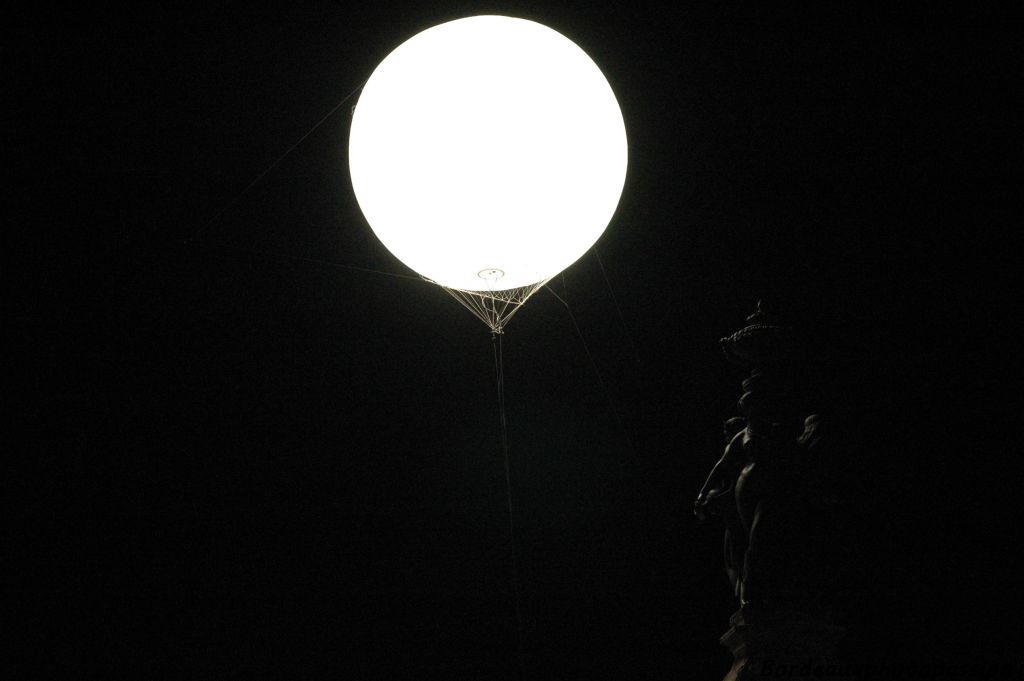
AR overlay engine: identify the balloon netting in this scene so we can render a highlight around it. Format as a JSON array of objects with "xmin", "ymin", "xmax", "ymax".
[{"xmin": 436, "ymin": 279, "xmax": 551, "ymax": 334}]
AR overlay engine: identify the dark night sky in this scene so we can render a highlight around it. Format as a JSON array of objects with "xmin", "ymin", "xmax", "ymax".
[{"xmin": 11, "ymin": 2, "xmax": 1020, "ymax": 679}]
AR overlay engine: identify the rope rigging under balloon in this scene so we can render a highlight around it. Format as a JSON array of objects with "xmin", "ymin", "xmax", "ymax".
[{"xmin": 436, "ymin": 278, "xmax": 551, "ymax": 334}]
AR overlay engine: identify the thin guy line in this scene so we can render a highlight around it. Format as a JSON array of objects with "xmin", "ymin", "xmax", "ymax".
[{"xmin": 186, "ymin": 79, "xmax": 368, "ymax": 245}]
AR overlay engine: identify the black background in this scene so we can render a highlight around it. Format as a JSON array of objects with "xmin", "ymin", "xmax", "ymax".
[{"xmin": 11, "ymin": 2, "xmax": 1019, "ymax": 679}]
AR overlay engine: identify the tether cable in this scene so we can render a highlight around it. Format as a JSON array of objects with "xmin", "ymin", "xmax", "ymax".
[{"xmin": 492, "ymin": 331, "xmax": 526, "ymax": 681}]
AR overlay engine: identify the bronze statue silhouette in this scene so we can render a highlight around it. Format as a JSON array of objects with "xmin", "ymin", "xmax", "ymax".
[{"xmin": 695, "ymin": 303, "xmax": 836, "ymax": 613}]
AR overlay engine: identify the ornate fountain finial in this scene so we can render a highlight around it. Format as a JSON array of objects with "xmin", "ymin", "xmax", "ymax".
[{"xmin": 719, "ymin": 301, "xmax": 794, "ymax": 369}]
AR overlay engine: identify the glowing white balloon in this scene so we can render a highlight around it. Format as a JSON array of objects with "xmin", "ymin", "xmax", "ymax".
[{"xmin": 349, "ymin": 15, "xmax": 627, "ymax": 292}]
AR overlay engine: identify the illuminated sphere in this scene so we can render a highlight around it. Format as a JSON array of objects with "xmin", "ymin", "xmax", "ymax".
[{"xmin": 349, "ymin": 15, "xmax": 627, "ymax": 291}]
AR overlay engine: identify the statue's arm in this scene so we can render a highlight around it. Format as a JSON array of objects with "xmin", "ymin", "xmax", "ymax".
[{"xmin": 695, "ymin": 431, "xmax": 747, "ymax": 517}]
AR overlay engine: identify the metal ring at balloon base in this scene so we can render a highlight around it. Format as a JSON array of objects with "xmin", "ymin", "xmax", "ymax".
[{"xmin": 478, "ymin": 268, "xmax": 505, "ymax": 282}]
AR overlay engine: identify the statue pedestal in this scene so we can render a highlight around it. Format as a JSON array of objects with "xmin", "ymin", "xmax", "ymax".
[{"xmin": 720, "ymin": 607, "xmax": 845, "ymax": 681}]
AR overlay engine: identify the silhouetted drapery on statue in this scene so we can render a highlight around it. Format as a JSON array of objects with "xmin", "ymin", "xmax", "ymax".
[{"xmin": 695, "ymin": 303, "xmax": 843, "ymax": 680}]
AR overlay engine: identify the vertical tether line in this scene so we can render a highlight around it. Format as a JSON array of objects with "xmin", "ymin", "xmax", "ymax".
[{"xmin": 492, "ymin": 331, "xmax": 526, "ymax": 680}]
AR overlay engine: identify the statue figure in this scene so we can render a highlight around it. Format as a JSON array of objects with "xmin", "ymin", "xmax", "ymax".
[
  {"xmin": 695, "ymin": 303, "xmax": 836, "ymax": 613},
  {"xmin": 696, "ymin": 303, "xmax": 845, "ymax": 680}
]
